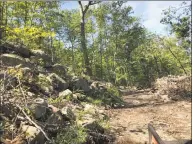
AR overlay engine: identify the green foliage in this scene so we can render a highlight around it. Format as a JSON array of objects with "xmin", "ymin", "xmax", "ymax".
[
  {"xmin": 1, "ymin": 1, "xmax": 191, "ymax": 89},
  {"xmin": 161, "ymin": 2, "xmax": 191, "ymax": 49},
  {"xmin": 55, "ymin": 125, "xmax": 87, "ymax": 144}
]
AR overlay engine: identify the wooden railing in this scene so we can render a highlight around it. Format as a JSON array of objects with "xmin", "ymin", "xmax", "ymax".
[{"xmin": 148, "ymin": 124, "xmax": 192, "ymax": 144}]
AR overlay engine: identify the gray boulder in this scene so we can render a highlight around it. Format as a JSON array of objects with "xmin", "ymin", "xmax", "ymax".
[
  {"xmin": 60, "ymin": 106, "xmax": 76, "ymax": 121},
  {"xmin": 0, "ymin": 54, "xmax": 30, "ymax": 67},
  {"xmin": 59, "ymin": 89, "xmax": 72, "ymax": 99},
  {"xmin": 45, "ymin": 112, "xmax": 67, "ymax": 133},
  {"xmin": 46, "ymin": 64, "xmax": 67, "ymax": 77},
  {"xmin": 21, "ymin": 124, "xmax": 45, "ymax": 143},
  {"xmin": 73, "ymin": 93, "xmax": 86, "ymax": 101},
  {"xmin": 36, "ymin": 74, "xmax": 53, "ymax": 94},
  {"xmin": 31, "ymin": 49, "xmax": 52, "ymax": 64},
  {"xmin": 1, "ymin": 42, "xmax": 31, "ymax": 58},
  {"xmin": 72, "ymin": 78, "xmax": 90, "ymax": 92},
  {"xmin": 48, "ymin": 73, "xmax": 69, "ymax": 91},
  {"xmin": 29, "ymin": 98, "xmax": 48, "ymax": 119}
]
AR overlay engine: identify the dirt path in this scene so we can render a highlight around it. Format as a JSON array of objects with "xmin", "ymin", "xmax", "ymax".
[{"xmin": 106, "ymin": 90, "xmax": 191, "ymax": 144}]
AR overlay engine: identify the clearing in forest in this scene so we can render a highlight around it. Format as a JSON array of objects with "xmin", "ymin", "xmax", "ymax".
[{"xmin": 107, "ymin": 89, "xmax": 191, "ymax": 144}]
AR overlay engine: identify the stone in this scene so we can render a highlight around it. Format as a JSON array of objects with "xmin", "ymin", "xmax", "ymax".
[
  {"xmin": 48, "ymin": 104, "xmax": 59, "ymax": 113},
  {"xmin": 59, "ymin": 89, "xmax": 72, "ymax": 99},
  {"xmin": 60, "ymin": 106, "xmax": 76, "ymax": 121},
  {"xmin": 48, "ymin": 73, "xmax": 69, "ymax": 91},
  {"xmin": 46, "ymin": 63, "xmax": 67, "ymax": 77},
  {"xmin": 21, "ymin": 124, "xmax": 45, "ymax": 143},
  {"xmin": 160, "ymin": 95, "xmax": 170, "ymax": 102},
  {"xmin": 72, "ymin": 78, "xmax": 90, "ymax": 92},
  {"xmin": 45, "ymin": 112, "xmax": 67, "ymax": 133},
  {"xmin": 29, "ymin": 98, "xmax": 48, "ymax": 119},
  {"xmin": 36, "ymin": 74, "xmax": 53, "ymax": 94},
  {"xmin": 1, "ymin": 42, "xmax": 32, "ymax": 58},
  {"xmin": 21, "ymin": 125, "xmax": 40, "ymax": 138},
  {"xmin": 78, "ymin": 114, "xmax": 104, "ymax": 133},
  {"xmin": 0, "ymin": 54, "xmax": 30, "ymax": 67},
  {"xmin": 84, "ymin": 104, "xmax": 96, "ymax": 115},
  {"xmin": 31, "ymin": 49, "xmax": 51, "ymax": 62}
]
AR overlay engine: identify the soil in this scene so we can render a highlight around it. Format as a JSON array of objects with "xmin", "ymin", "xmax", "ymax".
[{"xmin": 106, "ymin": 89, "xmax": 191, "ymax": 144}]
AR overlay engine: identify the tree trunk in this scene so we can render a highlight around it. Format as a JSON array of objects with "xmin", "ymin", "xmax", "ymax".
[
  {"xmin": 80, "ymin": 12, "xmax": 92, "ymax": 76},
  {"xmin": 0, "ymin": 2, "xmax": 3, "ymax": 40}
]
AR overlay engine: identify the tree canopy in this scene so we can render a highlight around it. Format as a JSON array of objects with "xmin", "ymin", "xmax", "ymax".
[{"xmin": 0, "ymin": 1, "xmax": 191, "ymax": 88}]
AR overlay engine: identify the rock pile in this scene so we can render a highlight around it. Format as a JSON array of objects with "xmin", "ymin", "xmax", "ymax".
[{"xmin": 0, "ymin": 42, "xmax": 120, "ymax": 143}]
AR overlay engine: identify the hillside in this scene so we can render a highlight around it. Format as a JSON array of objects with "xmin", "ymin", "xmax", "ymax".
[{"xmin": 0, "ymin": 42, "xmax": 125, "ymax": 144}]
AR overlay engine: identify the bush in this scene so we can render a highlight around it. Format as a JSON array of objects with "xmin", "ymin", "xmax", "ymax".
[{"xmin": 55, "ymin": 125, "xmax": 87, "ymax": 144}]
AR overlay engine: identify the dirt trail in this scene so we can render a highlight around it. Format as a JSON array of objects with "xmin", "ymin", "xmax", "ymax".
[{"xmin": 106, "ymin": 90, "xmax": 191, "ymax": 144}]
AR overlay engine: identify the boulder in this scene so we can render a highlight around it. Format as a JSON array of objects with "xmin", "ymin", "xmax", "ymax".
[
  {"xmin": 78, "ymin": 114, "xmax": 104, "ymax": 133},
  {"xmin": 48, "ymin": 73, "xmax": 69, "ymax": 91},
  {"xmin": 46, "ymin": 64, "xmax": 67, "ymax": 77},
  {"xmin": 36, "ymin": 74, "xmax": 53, "ymax": 94},
  {"xmin": 84, "ymin": 120, "xmax": 104, "ymax": 133},
  {"xmin": 60, "ymin": 106, "xmax": 76, "ymax": 121},
  {"xmin": 28, "ymin": 98, "xmax": 48, "ymax": 120},
  {"xmin": 45, "ymin": 112, "xmax": 67, "ymax": 133},
  {"xmin": 73, "ymin": 93, "xmax": 86, "ymax": 101},
  {"xmin": 0, "ymin": 54, "xmax": 30, "ymax": 67},
  {"xmin": 48, "ymin": 104, "xmax": 59, "ymax": 113},
  {"xmin": 31, "ymin": 49, "xmax": 52, "ymax": 64},
  {"xmin": 1, "ymin": 42, "xmax": 32, "ymax": 58},
  {"xmin": 21, "ymin": 124, "xmax": 45, "ymax": 143},
  {"xmin": 59, "ymin": 89, "xmax": 72, "ymax": 99},
  {"xmin": 84, "ymin": 104, "xmax": 96, "ymax": 115},
  {"xmin": 72, "ymin": 78, "xmax": 90, "ymax": 92}
]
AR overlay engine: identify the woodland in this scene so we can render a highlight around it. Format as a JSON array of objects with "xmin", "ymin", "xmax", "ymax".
[{"xmin": 0, "ymin": 1, "xmax": 192, "ymax": 144}]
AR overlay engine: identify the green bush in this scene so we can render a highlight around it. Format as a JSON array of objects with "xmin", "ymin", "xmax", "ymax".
[{"xmin": 55, "ymin": 125, "xmax": 87, "ymax": 144}]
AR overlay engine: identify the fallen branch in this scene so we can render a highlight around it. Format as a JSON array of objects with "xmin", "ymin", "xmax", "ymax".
[{"xmin": 16, "ymin": 104, "xmax": 52, "ymax": 142}]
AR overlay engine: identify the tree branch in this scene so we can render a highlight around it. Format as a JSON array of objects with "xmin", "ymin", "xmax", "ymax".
[
  {"xmin": 16, "ymin": 104, "xmax": 52, "ymax": 142},
  {"xmin": 78, "ymin": 1, "xmax": 84, "ymax": 13}
]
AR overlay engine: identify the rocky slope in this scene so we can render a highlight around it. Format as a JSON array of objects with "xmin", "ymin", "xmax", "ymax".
[{"xmin": 0, "ymin": 42, "xmax": 124, "ymax": 144}]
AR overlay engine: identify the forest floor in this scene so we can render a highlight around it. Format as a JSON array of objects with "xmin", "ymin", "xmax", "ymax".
[{"xmin": 106, "ymin": 89, "xmax": 191, "ymax": 144}]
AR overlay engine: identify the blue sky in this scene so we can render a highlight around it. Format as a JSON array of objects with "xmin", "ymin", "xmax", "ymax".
[{"xmin": 61, "ymin": 1, "xmax": 191, "ymax": 36}]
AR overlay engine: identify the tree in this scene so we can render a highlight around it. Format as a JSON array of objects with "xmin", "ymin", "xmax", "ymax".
[
  {"xmin": 78, "ymin": 1, "xmax": 100, "ymax": 76},
  {"xmin": 161, "ymin": 2, "xmax": 191, "ymax": 50}
]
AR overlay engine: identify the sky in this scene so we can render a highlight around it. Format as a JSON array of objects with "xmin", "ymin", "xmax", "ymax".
[{"xmin": 61, "ymin": 1, "xmax": 191, "ymax": 36}]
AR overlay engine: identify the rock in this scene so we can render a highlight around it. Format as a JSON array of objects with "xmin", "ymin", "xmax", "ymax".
[
  {"xmin": 46, "ymin": 63, "xmax": 67, "ymax": 77},
  {"xmin": 0, "ymin": 54, "xmax": 30, "ymax": 67},
  {"xmin": 160, "ymin": 95, "xmax": 170, "ymax": 102},
  {"xmin": 48, "ymin": 73, "xmax": 69, "ymax": 91},
  {"xmin": 21, "ymin": 125, "xmax": 40, "ymax": 138},
  {"xmin": 72, "ymin": 78, "xmax": 90, "ymax": 92},
  {"xmin": 73, "ymin": 93, "xmax": 86, "ymax": 101},
  {"xmin": 36, "ymin": 74, "xmax": 53, "ymax": 94},
  {"xmin": 48, "ymin": 104, "xmax": 59, "ymax": 113},
  {"xmin": 87, "ymin": 132, "xmax": 113, "ymax": 144},
  {"xmin": 45, "ymin": 112, "xmax": 67, "ymax": 133},
  {"xmin": 60, "ymin": 106, "xmax": 76, "ymax": 121},
  {"xmin": 59, "ymin": 89, "xmax": 72, "ymax": 99},
  {"xmin": 84, "ymin": 104, "xmax": 96, "ymax": 115},
  {"xmin": 29, "ymin": 98, "xmax": 48, "ymax": 120},
  {"xmin": 81, "ymin": 117, "xmax": 104, "ymax": 133},
  {"xmin": 31, "ymin": 49, "xmax": 51, "ymax": 61},
  {"xmin": 1, "ymin": 42, "xmax": 32, "ymax": 58},
  {"xmin": 21, "ymin": 124, "xmax": 45, "ymax": 143}
]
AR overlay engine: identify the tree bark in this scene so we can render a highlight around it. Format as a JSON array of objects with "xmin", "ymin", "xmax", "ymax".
[
  {"xmin": 78, "ymin": 1, "xmax": 95, "ymax": 76},
  {"xmin": 0, "ymin": 2, "xmax": 3, "ymax": 40}
]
